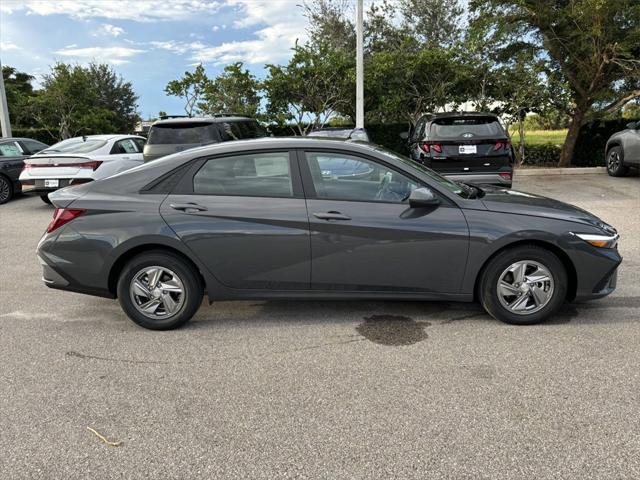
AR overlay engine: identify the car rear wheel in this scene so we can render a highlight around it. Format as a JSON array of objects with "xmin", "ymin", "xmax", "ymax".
[
  {"xmin": 606, "ymin": 146, "xmax": 629, "ymax": 177},
  {"xmin": 0, "ymin": 176, "xmax": 13, "ymax": 204},
  {"xmin": 117, "ymin": 251, "xmax": 203, "ymax": 330},
  {"xmin": 40, "ymin": 194, "xmax": 52, "ymax": 205},
  {"xmin": 479, "ymin": 246, "xmax": 567, "ymax": 325}
]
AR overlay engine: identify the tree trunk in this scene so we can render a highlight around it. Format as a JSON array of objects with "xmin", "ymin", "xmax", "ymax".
[
  {"xmin": 558, "ymin": 108, "xmax": 585, "ymax": 167},
  {"xmin": 518, "ymin": 115, "xmax": 525, "ymax": 166}
]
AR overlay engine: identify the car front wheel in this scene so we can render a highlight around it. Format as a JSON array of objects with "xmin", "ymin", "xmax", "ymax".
[
  {"xmin": 606, "ymin": 146, "xmax": 629, "ymax": 177},
  {"xmin": 479, "ymin": 246, "xmax": 567, "ymax": 325},
  {"xmin": 117, "ymin": 251, "xmax": 203, "ymax": 330}
]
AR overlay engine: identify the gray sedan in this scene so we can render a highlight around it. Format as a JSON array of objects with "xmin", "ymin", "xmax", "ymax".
[{"xmin": 39, "ymin": 138, "xmax": 621, "ymax": 330}]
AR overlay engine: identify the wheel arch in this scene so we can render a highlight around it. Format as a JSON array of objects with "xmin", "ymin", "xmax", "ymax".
[
  {"xmin": 107, "ymin": 243, "xmax": 206, "ymax": 298},
  {"xmin": 473, "ymin": 239, "xmax": 577, "ymax": 302}
]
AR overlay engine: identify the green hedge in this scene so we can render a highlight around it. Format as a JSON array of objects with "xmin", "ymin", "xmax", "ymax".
[
  {"xmin": 9, "ymin": 128, "xmax": 57, "ymax": 145},
  {"xmin": 572, "ymin": 118, "xmax": 639, "ymax": 167},
  {"xmin": 519, "ymin": 143, "xmax": 562, "ymax": 166}
]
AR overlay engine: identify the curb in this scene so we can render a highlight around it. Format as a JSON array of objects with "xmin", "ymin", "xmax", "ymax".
[{"xmin": 515, "ymin": 167, "xmax": 606, "ymax": 176}]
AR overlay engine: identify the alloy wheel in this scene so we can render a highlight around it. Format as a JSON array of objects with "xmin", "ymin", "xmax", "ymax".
[
  {"xmin": 129, "ymin": 266, "xmax": 185, "ymax": 319},
  {"xmin": 0, "ymin": 177, "xmax": 10, "ymax": 203},
  {"xmin": 497, "ymin": 260, "xmax": 554, "ymax": 315},
  {"xmin": 608, "ymin": 150, "xmax": 620, "ymax": 172}
]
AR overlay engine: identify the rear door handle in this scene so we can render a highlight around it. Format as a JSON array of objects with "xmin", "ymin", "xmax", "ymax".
[
  {"xmin": 170, "ymin": 203, "xmax": 208, "ymax": 213},
  {"xmin": 313, "ymin": 211, "xmax": 351, "ymax": 221}
]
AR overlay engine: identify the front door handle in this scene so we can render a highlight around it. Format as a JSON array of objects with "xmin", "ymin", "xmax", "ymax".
[
  {"xmin": 313, "ymin": 211, "xmax": 351, "ymax": 221},
  {"xmin": 170, "ymin": 203, "xmax": 208, "ymax": 213}
]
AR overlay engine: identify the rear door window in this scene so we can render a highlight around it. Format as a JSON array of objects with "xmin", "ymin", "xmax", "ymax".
[
  {"xmin": 21, "ymin": 140, "xmax": 48, "ymax": 154},
  {"xmin": 431, "ymin": 118, "xmax": 504, "ymax": 138},
  {"xmin": 147, "ymin": 123, "xmax": 219, "ymax": 145},
  {"xmin": 193, "ymin": 152, "xmax": 293, "ymax": 198},
  {"xmin": 111, "ymin": 139, "xmax": 139, "ymax": 154}
]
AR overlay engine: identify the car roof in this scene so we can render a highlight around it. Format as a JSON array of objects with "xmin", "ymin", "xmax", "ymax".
[
  {"xmin": 59, "ymin": 134, "xmax": 144, "ymax": 141},
  {"xmin": 428, "ymin": 111, "xmax": 499, "ymax": 120},
  {"xmin": 152, "ymin": 116, "xmax": 255, "ymax": 125}
]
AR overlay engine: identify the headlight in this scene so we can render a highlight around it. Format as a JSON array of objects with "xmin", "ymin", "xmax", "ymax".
[{"xmin": 571, "ymin": 232, "xmax": 619, "ymax": 249}]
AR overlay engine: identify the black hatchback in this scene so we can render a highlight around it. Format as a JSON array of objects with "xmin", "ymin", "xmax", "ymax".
[{"xmin": 404, "ymin": 112, "xmax": 515, "ymax": 187}]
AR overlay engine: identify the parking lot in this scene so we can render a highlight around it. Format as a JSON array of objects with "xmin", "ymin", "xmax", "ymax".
[{"xmin": 0, "ymin": 173, "xmax": 638, "ymax": 479}]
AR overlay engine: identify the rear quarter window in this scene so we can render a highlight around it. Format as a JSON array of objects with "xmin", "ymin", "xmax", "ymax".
[{"xmin": 431, "ymin": 118, "xmax": 505, "ymax": 138}]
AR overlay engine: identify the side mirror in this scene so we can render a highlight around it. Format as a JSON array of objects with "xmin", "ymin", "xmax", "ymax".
[
  {"xmin": 399, "ymin": 131, "xmax": 409, "ymax": 140},
  {"xmin": 626, "ymin": 121, "xmax": 638, "ymax": 130},
  {"xmin": 409, "ymin": 187, "xmax": 440, "ymax": 208}
]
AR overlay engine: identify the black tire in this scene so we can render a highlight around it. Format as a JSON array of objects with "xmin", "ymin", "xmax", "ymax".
[
  {"xmin": 40, "ymin": 194, "xmax": 52, "ymax": 205},
  {"xmin": 0, "ymin": 176, "xmax": 13, "ymax": 204},
  {"xmin": 117, "ymin": 250, "xmax": 203, "ymax": 330},
  {"xmin": 479, "ymin": 245, "xmax": 567, "ymax": 325},
  {"xmin": 606, "ymin": 146, "xmax": 629, "ymax": 177}
]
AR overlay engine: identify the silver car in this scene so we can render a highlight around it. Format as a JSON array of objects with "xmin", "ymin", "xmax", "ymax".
[{"xmin": 605, "ymin": 121, "xmax": 640, "ymax": 176}]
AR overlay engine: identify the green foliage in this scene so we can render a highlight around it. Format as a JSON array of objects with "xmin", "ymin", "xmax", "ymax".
[
  {"xmin": 199, "ymin": 62, "xmax": 261, "ymax": 118},
  {"xmin": 518, "ymin": 144, "xmax": 562, "ymax": 167},
  {"xmin": 2, "ymin": 66, "xmax": 37, "ymax": 128},
  {"xmin": 524, "ymin": 112, "xmax": 571, "ymax": 130},
  {"xmin": 263, "ymin": 42, "xmax": 354, "ymax": 134},
  {"xmin": 27, "ymin": 62, "xmax": 138, "ymax": 140},
  {"xmin": 164, "ymin": 64, "xmax": 209, "ymax": 116},
  {"xmin": 10, "ymin": 128, "xmax": 57, "ymax": 145}
]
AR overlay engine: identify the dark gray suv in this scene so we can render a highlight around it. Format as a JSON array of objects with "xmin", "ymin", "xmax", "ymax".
[
  {"xmin": 40, "ymin": 138, "xmax": 620, "ymax": 330},
  {"xmin": 143, "ymin": 115, "xmax": 268, "ymax": 162}
]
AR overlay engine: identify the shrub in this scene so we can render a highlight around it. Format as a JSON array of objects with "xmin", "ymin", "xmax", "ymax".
[
  {"xmin": 519, "ymin": 143, "xmax": 562, "ymax": 166},
  {"xmin": 10, "ymin": 128, "xmax": 58, "ymax": 145}
]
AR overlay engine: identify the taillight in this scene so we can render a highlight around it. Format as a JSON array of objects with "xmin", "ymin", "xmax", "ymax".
[
  {"xmin": 419, "ymin": 142, "xmax": 442, "ymax": 154},
  {"xmin": 25, "ymin": 161, "xmax": 102, "ymax": 171},
  {"xmin": 494, "ymin": 141, "xmax": 511, "ymax": 151},
  {"xmin": 46, "ymin": 208, "xmax": 86, "ymax": 233},
  {"xmin": 499, "ymin": 172, "xmax": 512, "ymax": 181}
]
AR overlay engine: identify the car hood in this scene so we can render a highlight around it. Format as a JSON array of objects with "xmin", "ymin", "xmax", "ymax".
[{"xmin": 478, "ymin": 185, "xmax": 610, "ymax": 229}]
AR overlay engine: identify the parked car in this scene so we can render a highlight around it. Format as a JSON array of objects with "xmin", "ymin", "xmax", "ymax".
[
  {"xmin": 605, "ymin": 121, "xmax": 640, "ymax": 176},
  {"xmin": 39, "ymin": 138, "xmax": 620, "ymax": 330},
  {"xmin": 308, "ymin": 127, "xmax": 370, "ymax": 142},
  {"xmin": 404, "ymin": 112, "xmax": 515, "ymax": 187},
  {"xmin": 0, "ymin": 137, "xmax": 49, "ymax": 204},
  {"xmin": 143, "ymin": 115, "xmax": 268, "ymax": 162},
  {"xmin": 20, "ymin": 134, "xmax": 146, "ymax": 204}
]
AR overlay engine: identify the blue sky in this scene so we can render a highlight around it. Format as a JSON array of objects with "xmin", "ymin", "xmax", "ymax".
[{"xmin": 0, "ymin": 0, "xmax": 313, "ymax": 118}]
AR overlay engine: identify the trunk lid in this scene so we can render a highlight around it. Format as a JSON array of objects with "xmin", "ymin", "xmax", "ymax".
[{"xmin": 23, "ymin": 155, "xmax": 94, "ymax": 177}]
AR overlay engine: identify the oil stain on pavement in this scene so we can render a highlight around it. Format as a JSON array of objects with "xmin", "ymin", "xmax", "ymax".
[{"xmin": 356, "ymin": 314, "xmax": 430, "ymax": 346}]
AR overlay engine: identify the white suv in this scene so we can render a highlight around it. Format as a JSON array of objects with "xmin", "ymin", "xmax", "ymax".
[{"xmin": 20, "ymin": 134, "xmax": 146, "ymax": 204}]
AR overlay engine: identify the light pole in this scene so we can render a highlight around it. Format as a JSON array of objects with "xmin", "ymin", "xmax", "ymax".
[
  {"xmin": 355, "ymin": 0, "xmax": 364, "ymax": 129},
  {"xmin": 0, "ymin": 59, "xmax": 12, "ymax": 137}
]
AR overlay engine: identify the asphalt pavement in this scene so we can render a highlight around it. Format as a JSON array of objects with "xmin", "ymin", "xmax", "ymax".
[{"xmin": 0, "ymin": 173, "xmax": 638, "ymax": 479}]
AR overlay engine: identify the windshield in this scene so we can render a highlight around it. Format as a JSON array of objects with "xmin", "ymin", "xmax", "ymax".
[
  {"xmin": 147, "ymin": 123, "xmax": 218, "ymax": 145},
  {"xmin": 40, "ymin": 138, "xmax": 107, "ymax": 154},
  {"xmin": 431, "ymin": 118, "xmax": 504, "ymax": 138},
  {"xmin": 370, "ymin": 145, "xmax": 472, "ymax": 198}
]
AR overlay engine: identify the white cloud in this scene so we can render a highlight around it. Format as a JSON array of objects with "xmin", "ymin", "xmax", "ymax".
[
  {"xmin": 1, "ymin": 41, "xmax": 19, "ymax": 51},
  {"xmin": 53, "ymin": 46, "xmax": 145, "ymax": 65},
  {"xmin": 1, "ymin": 0, "xmax": 222, "ymax": 22},
  {"xmin": 101, "ymin": 23, "xmax": 125, "ymax": 37}
]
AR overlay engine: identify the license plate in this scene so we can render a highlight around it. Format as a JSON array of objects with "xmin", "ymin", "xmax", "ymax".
[
  {"xmin": 459, "ymin": 145, "xmax": 477, "ymax": 154},
  {"xmin": 44, "ymin": 179, "xmax": 59, "ymax": 188}
]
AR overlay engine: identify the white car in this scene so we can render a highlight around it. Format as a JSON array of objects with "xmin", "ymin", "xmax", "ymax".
[{"xmin": 20, "ymin": 134, "xmax": 146, "ymax": 204}]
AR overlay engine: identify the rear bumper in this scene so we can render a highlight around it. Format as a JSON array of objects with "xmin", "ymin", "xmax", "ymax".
[
  {"xmin": 21, "ymin": 179, "xmax": 92, "ymax": 195},
  {"xmin": 443, "ymin": 172, "xmax": 512, "ymax": 186}
]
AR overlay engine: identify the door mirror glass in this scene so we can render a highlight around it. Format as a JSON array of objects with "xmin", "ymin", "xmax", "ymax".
[
  {"xmin": 626, "ymin": 121, "xmax": 638, "ymax": 130},
  {"xmin": 409, "ymin": 187, "xmax": 440, "ymax": 208},
  {"xmin": 399, "ymin": 131, "xmax": 409, "ymax": 140}
]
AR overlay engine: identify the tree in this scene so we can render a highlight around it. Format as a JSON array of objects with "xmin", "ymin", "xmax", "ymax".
[
  {"xmin": 28, "ymin": 62, "xmax": 138, "ymax": 140},
  {"xmin": 2, "ymin": 66, "xmax": 37, "ymax": 127},
  {"xmin": 263, "ymin": 43, "xmax": 354, "ymax": 134},
  {"xmin": 399, "ymin": 0, "xmax": 463, "ymax": 47},
  {"xmin": 164, "ymin": 64, "xmax": 209, "ymax": 116},
  {"xmin": 199, "ymin": 62, "xmax": 262, "ymax": 117},
  {"xmin": 471, "ymin": 0, "xmax": 640, "ymax": 166}
]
